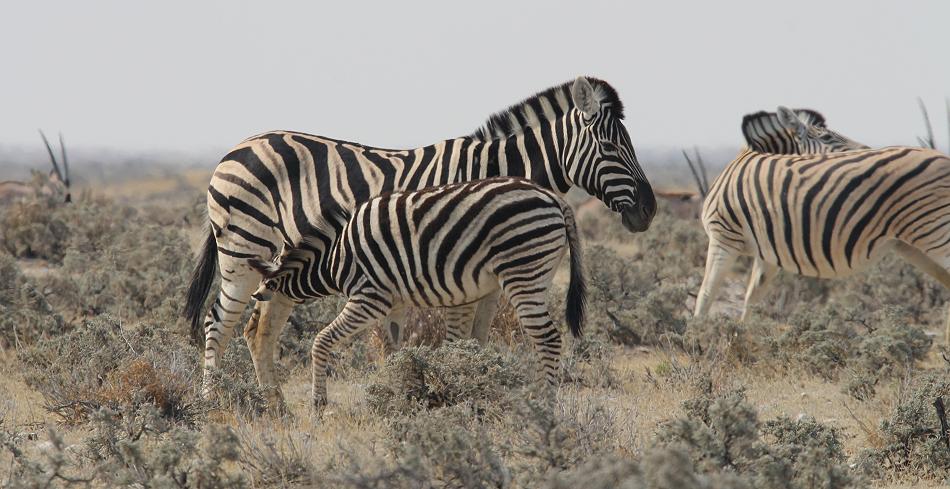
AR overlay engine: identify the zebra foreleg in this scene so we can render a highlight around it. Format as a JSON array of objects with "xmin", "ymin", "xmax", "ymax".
[
  {"xmin": 311, "ymin": 297, "xmax": 387, "ymax": 411},
  {"xmin": 693, "ymin": 241, "xmax": 739, "ymax": 317},
  {"xmin": 740, "ymin": 257, "xmax": 779, "ymax": 321},
  {"xmin": 470, "ymin": 289, "xmax": 502, "ymax": 344},
  {"xmin": 245, "ymin": 294, "xmax": 295, "ymax": 413}
]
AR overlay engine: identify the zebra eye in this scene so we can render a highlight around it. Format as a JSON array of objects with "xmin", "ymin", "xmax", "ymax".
[{"xmin": 602, "ymin": 142, "xmax": 619, "ymax": 153}]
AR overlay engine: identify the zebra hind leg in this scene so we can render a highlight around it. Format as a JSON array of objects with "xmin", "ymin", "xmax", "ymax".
[
  {"xmin": 444, "ymin": 303, "xmax": 477, "ymax": 342},
  {"xmin": 201, "ymin": 263, "xmax": 258, "ymax": 398},
  {"xmin": 693, "ymin": 241, "xmax": 739, "ymax": 317},
  {"xmin": 244, "ymin": 295, "xmax": 295, "ymax": 414},
  {"xmin": 311, "ymin": 297, "xmax": 388, "ymax": 411},
  {"xmin": 470, "ymin": 289, "xmax": 502, "ymax": 344},
  {"xmin": 379, "ymin": 306, "xmax": 407, "ymax": 357},
  {"xmin": 741, "ymin": 257, "xmax": 779, "ymax": 321},
  {"xmin": 505, "ymin": 290, "xmax": 562, "ymax": 387},
  {"xmin": 892, "ymin": 240, "xmax": 950, "ymax": 345}
]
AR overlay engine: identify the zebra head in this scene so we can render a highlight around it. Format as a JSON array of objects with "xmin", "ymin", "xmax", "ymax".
[
  {"xmin": 565, "ymin": 77, "xmax": 656, "ymax": 233},
  {"xmin": 248, "ymin": 250, "xmax": 315, "ymax": 304},
  {"xmin": 775, "ymin": 106, "xmax": 868, "ymax": 153}
]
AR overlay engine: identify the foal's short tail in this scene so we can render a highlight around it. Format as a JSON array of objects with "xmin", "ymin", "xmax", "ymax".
[{"xmin": 561, "ymin": 202, "xmax": 586, "ymax": 338}]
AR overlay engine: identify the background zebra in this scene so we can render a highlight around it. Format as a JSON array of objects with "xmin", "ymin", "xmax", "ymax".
[
  {"xmin": 184, "ymin": 76, "xmax": 656, "ymax": 407},
  {"xmin": 248, "ymin": 177, "xmax": 585, "ymax": 409},
  {"xmin": 694, "ymin": 110, "xmax": 950, "ymax": 340}
]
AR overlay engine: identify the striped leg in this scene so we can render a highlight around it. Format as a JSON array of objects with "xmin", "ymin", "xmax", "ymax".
[
  {"xmin": 470, "ymin": 289, "xmax": 502, "ymax": 344},
  {"xmin": 740, "ymin": 257, "xmax": 779, "ymax": 321},
  {"xmin": 311, "ymin": 297, "xmax": 388, "ymax": 410},
  {"xmin": 244, "ymin": 294, "xmax": 294, "ymax": 412},
  {"xmin": 507, "ymin": 292, "xmax": 562, "ymax": 386},
  {"xmin": 202, "ymin": 258, "xmax": 257, "ymax": 396},
  {"xmin": 694, "ymin": 240, "xmax": 739, "ymax": 317},
  {"xmin": 444, "ymin": 304, "xmax": 477, "ymax": 342}
]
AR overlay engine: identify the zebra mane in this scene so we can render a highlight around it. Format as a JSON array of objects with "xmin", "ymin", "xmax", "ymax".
[
  {"xmin": 471, "ymin": 77, "xmax": 624, "ymax": 141},
  {"xmin": 741, "ymin": 108, "xmax": 827, "ymax": 153}
]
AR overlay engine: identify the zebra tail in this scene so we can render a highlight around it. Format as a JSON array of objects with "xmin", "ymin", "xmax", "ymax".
[
  {"xmin": 562, "ymin": 202, "xmax": 586, "ymax": 338},
  {"xmin": 184, "ymin": 225, "xmax": 217, "ymax": 347}
]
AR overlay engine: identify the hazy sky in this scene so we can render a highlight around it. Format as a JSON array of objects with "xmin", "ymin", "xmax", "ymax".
[{"xmin": 3, "ymin": 0, "xmax": 949, "ymax": 158}]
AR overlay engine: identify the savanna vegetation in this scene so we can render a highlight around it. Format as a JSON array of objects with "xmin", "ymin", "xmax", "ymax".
[{"xmin": 2, "ymin": 170, "xmax": 950, "ymax": 488}]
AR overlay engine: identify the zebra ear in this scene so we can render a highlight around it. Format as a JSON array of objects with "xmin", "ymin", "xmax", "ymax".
[
  {"xmin": 248, "ymin": 258, "xmax": 279, "ymax": 278},
  {"xmin": 776, "ymin": 106, "xmax": 807, "ymax": 138},
  {"xmin": 571, "ymin": 77, "xmax": 600, "ymax": 117}
]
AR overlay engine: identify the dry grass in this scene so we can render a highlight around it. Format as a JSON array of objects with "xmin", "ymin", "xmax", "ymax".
[{"xmin": 4, "ymin": 175, "xmax": 950, "ymax": 488}]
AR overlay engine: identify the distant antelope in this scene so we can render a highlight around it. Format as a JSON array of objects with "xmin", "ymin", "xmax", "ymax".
[
  {"xmin": 0, "ymin": 131, "xmax": 71, "ymax": 205},
  {"xmin": 651, "ymin": 148, "xmax": 709, "ymax": 219}
]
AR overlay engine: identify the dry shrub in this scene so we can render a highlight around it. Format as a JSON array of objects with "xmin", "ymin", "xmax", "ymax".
[
  {"xmin": 41, "ymin": 221, "xmax": 193, "ymax": 325},
  {"xmin": 506, "ymin": 391, "xmax": 620, "ymax": 486},
  {"xmin": 584, "ymin": 241, "xmax": 698, "ymax": 348},
  {"xmin": 3, "ymin": 417, "xmax": 245, "ymax": 488},
  {"xmin": 364, "ymin": 340, "xmax": 530, "ymax": 416},
  {"xmin": 653, "ymin": 385, "xmax": 858, "ymax": 489},
  {"xmin": 0, "ymin": 254, "xmax": 64, "ymax": 349},
  {"xmin": 776, "ymin": 306, "xmax": 931, "ymax": 399},
  {"xmin": 387, "ymin": 406, "xmax": 509, "ymax": 488},
  {"xmin": 17, "ymin": 315, "xmax": 201, "ymax": 425},
  {"xmin": 856, "ymin": 370, "xmax": 950, "ymax": 481},
  {"xmin": 0, "ymin": 193, "xmax": 131, "ymax": 263}
]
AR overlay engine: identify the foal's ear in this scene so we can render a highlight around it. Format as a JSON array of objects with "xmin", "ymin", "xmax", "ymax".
[{"xmin": 248, "ymin": 258, "xmax": 279, "ymax": 278}]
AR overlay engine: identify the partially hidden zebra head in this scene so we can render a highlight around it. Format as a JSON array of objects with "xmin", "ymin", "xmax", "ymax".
[
  {"xmin": 769, "ymin": 107, "xmax": 868, "ymax": 154},
  {"xmin": 248, "ymin": 253, "xmax": 311, "ymax": 303},
  {"xmin": 248, "ymin": 258, "xmax": 281, "ymax": 302},
  {"xmin": 567, "ymin": 76, "xmax": 655, "ymax": 233}
]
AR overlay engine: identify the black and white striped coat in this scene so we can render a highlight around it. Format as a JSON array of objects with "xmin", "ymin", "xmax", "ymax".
[
  {"xmin": 249, "ymin": 177, "xmax": 586, "ymax": 409},
  {"xmin": 184, "ymin": 76, "xmax": 655, "ymax": 403},
  {"xmin": 694, "ymin": 107, "xmax": 950, "ymax": 341}
]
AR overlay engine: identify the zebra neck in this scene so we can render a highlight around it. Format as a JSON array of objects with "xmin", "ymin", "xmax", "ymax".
[{"xmin": 453, "ymin": 122, "xmax": 571, "ymax": 193}]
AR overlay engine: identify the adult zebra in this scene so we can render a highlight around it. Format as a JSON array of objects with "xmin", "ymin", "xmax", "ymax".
[
  {"xmin": 694, "ymin": 107, "xmax": 950, "ymax": 341},
  {"xmin": 248, "ymin": 177, "xmax": 585, "ymax": 409},
  {"xmin": 184, "ymin": 76, "xmax": 656, "ymax": 404}
]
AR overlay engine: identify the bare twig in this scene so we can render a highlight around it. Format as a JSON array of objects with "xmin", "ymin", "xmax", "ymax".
[
  {"xmin": 917, "ymin": 97, "xmax": 936, "ymax": 150},
  {"xmin": 935, "ymin": 397, "xmax": 950, "ymax": 449}
]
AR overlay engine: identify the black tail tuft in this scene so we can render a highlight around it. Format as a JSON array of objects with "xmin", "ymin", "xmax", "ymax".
[
  {"xmin": 563, "ymin": 204, "xmax": 585, "ymax": 338},
  {"xmin": 184, "ymin": 226, "xmax": 217, "ymax": 347}
]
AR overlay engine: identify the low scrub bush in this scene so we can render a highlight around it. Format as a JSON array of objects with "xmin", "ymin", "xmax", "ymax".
[
  {"xmin": 365, "ymin": 340, "xmax": 530, "ymax": 415},
  {"xmin": 856, "ymin": 370, "xmax": 950, "ymax": 481},
  {"xmin": 0, "ymin": 254, "xmax": 64, "ymax": 349},
  {"xmin": 654, "ymin": 385, "xmax": 858, "ymax": 489},
  {"xmin": 3, "ymin": 414, "xmax": 245, "ymax": 488},
  {"xmin": 776, "ymin": 306, "xmax": 931, "ymax": 399},
  {"xmin": 17, "ymin": 315, "xmax": 201, "ymax": 425}
]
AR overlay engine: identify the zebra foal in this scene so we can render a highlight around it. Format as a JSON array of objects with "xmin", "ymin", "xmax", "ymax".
[{"xmin": 248, "ymin": 177, "xmax": 586, "ymax": 410}]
